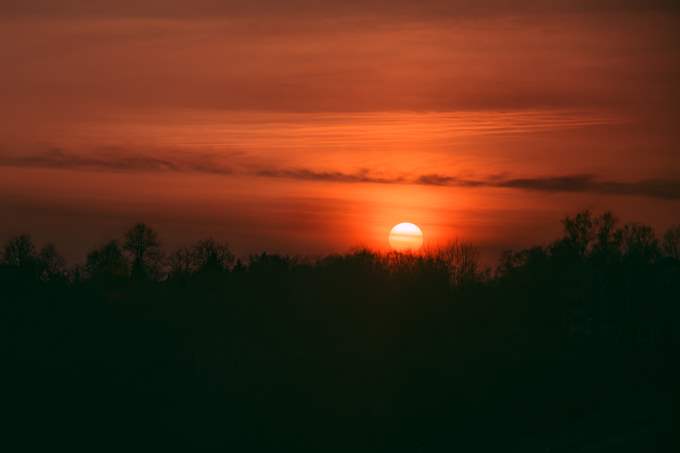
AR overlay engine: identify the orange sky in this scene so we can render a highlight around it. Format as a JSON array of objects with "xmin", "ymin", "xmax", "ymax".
[{"xmin": 1, "ymin": 1, "xmax": 679, "ymax": 263}]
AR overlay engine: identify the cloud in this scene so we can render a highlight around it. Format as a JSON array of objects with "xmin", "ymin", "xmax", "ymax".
[
  {"xmin": 2, "ymin": 149, "xmax": 679, "ymax": 200},
  {"xmin": 500, "ymin": 175, "xmax": 595, "ymax": 192},
  {"xmin": 415, "ymin": 174, "xmax": 484, "ymax": 187},
  {"xmin": 260, "ymin": 169, "xmax": 680, "ymax": 200},
  {"xmin": 594, "ymin": 179, "xmax": 680, "ymax": 200},
  {"xmin": 0, "ymin": 149, "xmax": 232, "ymax": 175},
  {"xmin": 417, "ymin": 173, "xmax": 680, "ymax": 200},
  {"xmin": 256, "ymin": 168, "xmax": 404, "ymax": 185}
]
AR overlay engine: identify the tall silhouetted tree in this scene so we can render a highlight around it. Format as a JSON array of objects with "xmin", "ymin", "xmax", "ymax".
[
  {"xmin": 3, "ymin": 234, "xmax": 37, "ymax": 268},
  {"xmin": 37, "ymin": 243, "xmax": 65, "ymax": 281},
  {"xmin": 619, "ymin": 223, "xmax": 659, "ymax": 263},
  {"xmin": 560, "ymin": 210, "xmax": 596, "ymax": 257},
  {"xmin": 436, "ymin": 241, "xmax": 482, "ymax": 286},
  {"xmin": 86, "ymin": 240, "xmax": 129, "ymax": 282},
  {"xmin": 168, "ymin": 246, "xmax": 194, "ymax": 280},
  {"xmin": 662, "ymin": 225, "xmax": 680, "ymax": 260},
  {"xmin": 123, "ymin": 223, "xmax": 161, "ymax": 280},
  {"xmin": 591, "ymin": 211, "xmax": 621, "ymax": 261}
]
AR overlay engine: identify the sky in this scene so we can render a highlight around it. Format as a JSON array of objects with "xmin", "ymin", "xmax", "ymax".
[{"xmin": 1, "ymin": 1, "xmax": 680, "ymax": 263}]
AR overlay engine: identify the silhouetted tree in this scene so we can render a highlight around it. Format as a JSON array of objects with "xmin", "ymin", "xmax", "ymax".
[
  {"xmin": 192, "ymin": 239, "xmax": 234, "ymax": 273},
  {"xmin": 497, "ymin": 246, "xmax": 547, "ymax": 277},
  {"xmin": 123, "ymin": 223, "xmax": 161, "ymax": 280},
  {"xmin": 3, "ymin": 234, "xmax": 37, "ymax": 268},
  {"xmin": 591, "ymin": 211, "xmax": 621, "ymax": 261},
  {"xmin": 167, "ymin": 239, "xmax": 235, "ymax": 280},
  {"xmin": 37, "ymin": 243, "xmax": 65, "ymax": 281},
  {"xmin": 561, "ymin": 209, "xmax": 596, "ymax": 257},
  {"xmin": 86, "ymin": 240, "xmax": 129, "ymax": 282},
  {"xmin": 618, "ymin": 223, "xmax": 659, "ymax": 263},
  {"xmin": 662, "ymin": 225, "xmax": 680, "ymax": 260},
  {"xmin": 168, "ymin": 246, "xmax": 194, "ymax": 280},
  {"xmin": 435, "ymin": 241, "xmax": 482, "ymax": 286},
  {"xmin": 248, "ymin": 252, "xmax": 293, "ymax": 274},
  {"xmin": 232, "ymin": 258, "xmax": 246, "ymax": 273}
]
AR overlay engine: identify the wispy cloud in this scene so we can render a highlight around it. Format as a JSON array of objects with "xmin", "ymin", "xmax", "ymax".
[
  {"xmin": 415, "ymin": 174, "xmax": 485, "ymax": 187},
  {"xmin": 0, "ymin": 149, "xmax": 232, "ymax": 175},
  {"xmin": 256, "ymin": 168, "xmax": 405, "ymax": 185},
  {"xmin": 2, "ymin": 149, "xmax": 679, "ymax": 200},
  {"xmin": 260, "ymin": 169, "xmax": 680, "ymax": 200},
  {"xmin": 416, "ymin": 173, "xmax": 680, "ymax": 200}
]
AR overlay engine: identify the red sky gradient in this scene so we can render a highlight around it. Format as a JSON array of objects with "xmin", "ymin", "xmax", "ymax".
[{"xmin": 2, "ymin": 1, "xmax": 679, "ymax": 263}]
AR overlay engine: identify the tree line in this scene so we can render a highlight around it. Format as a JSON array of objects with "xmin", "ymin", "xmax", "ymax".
[
  {"xmin": 2, "ymin": 210, "xmax": 678, "ymax": 452},
  {"xmin": 3, "ymin": 210, "xmax": 680, "ymax": 284}
]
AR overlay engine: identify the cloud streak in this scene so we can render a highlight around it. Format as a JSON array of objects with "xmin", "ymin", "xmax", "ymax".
[
  {"xmin": 256, "ymin": 168, "xmax": 405, "ymax": 185},
  {"xmin": 2, "ymin": 149, "xmax": 679, "ymax": 200},
  {"xmin": 416, "ymin": 173, "xmax": 680, "ymax": 200},
  {"xmin": 257, "ymin": 169, "xmax": 680, "ymax": 200},
  {"xmin": 0, "ymin": 149, "xmax": 232, "ymax": 175}
]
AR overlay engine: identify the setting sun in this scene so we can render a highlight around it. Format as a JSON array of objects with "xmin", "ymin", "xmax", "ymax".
[
  {"xmin": 389, "ymin": 222, "xmax": 424, "ymax": 251},
  {"xmin": 2, "ymin": 1, "xmax": 678, "ymax": 450}
]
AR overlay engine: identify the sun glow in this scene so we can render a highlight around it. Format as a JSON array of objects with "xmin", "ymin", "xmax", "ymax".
[{"xmin": 389, "ymin": 222, "xmax": 424, "ymax": 251}]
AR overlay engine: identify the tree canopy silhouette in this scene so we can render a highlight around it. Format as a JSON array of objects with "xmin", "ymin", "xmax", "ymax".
[
  {"xmin": 3, "ymin": 234, "xmax": 36, "ymax": 268},
  {"xmin": 85, "ymin": 240, "xmax": 129, "ymax": 282},
  {"xmin": 2, "ymin": 210, "xmax": 677, "ymax": 452},
  {"xmin": 123, "ymin": 223, "xmax": 161, "ymax": 280}
]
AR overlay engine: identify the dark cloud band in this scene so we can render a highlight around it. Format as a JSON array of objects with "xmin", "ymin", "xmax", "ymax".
[
  {"xmin": 0, "ymin": 149, "xmax": 232, "ymax": 175},
  {"xmin": 2, "ymin": 149, "xmax": 678, "ymax": 200},
  {"xmin": 417, "ymin": 173, "xmax": 680, "ymax": 200}
]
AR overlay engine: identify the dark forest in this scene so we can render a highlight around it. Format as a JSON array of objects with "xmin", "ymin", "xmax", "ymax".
[{"xmin": 3, "ymin": 210, "xmax": 678, "ymax": 452}]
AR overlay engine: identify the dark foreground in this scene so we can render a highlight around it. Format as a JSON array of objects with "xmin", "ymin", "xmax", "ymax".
[{"xmin": 2, "ymin": 211, "xmax": 678, "ymax": 451}]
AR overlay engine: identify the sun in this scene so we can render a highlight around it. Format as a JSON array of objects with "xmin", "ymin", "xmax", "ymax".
[{"xmin": 389, "ymin": 222, "xmax": 424, "ymax": 251}]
